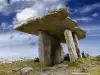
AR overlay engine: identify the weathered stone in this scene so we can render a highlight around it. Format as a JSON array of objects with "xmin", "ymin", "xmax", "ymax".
[
  {"xmin": 34, "ymin": 57, "xmax": 39, "ymax": 62},
  {"xmin": 20, "ymin": 66, "xmax": 33, "ymax": 75},
  {"xmin": 12, "ymin": 67, "xmax": 21, "ymax": 72},
  {"xmin": 64, "ymin": 53, "xmax": 70, "ymax": 61},
  {"xmin": 39, "ymin": 31, "xmax": 64, "ymax": 65},
  {"xmin": 73, "ymin": 33, "xmax": 81, "ymax": 58},
  {"xmin": 81, "ymin": 68, "xmax": 88, "ymax": 73},
  {"xmin": 81, "ymin": 51, "xmax": 88, "ymax": 58},
  {"xmin": 64, "ymin": 29, "xmax": 78, "ymax": 62},
  {"xmin": 0, "ymin": 70, "xmax": 5, "ymax": 74},
  {"xmin": 38, "ymin": 31, "xmax": 52, "ymax": 65},
  {"xmin": 54, "ymin": 45, "xmax": 64, "ymax": 64}
]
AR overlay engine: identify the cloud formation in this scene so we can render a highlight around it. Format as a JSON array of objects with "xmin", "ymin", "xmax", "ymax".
[
  {"xmin": 74, "ymin": 17, "xmax": 92, "ymax": 22},
  {"xmin": 80, "ymin": 3, "xmax": 100, "ymax": 14},
  {"xmin": 92, "ymin": 13, "xmax": 99, "ymax": 17},
  {"xmin": 13, "ymin": 0, "xmax": 66, "ymax": 24}
]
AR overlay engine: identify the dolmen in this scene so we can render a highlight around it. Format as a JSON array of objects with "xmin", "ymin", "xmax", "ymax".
[{"xmin": 14, "ymin": 8, "xmax": 86, "ymax": 66}]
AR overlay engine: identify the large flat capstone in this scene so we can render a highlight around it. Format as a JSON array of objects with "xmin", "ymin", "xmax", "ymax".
[{"xmin": 14, "ymin": 8, "xmax": 86, "ymax": 43}]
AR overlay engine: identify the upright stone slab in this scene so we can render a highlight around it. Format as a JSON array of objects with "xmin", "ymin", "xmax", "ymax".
[
  {"xmin": 54, "ymin": 45, "xmax": 64, "ymax": 64},
  {"xmin": 81, "ymin": 51, "xmax": 89, "ymax": 58},
  {"xmin": 64, "ymin": 29, "xmax": 78, "ymax": 62},
  {"xmin": 73, "ymin": 33, "xmax": 81, "ymax": 58},
  {"xmin": 38, "ymin": 31, "xmax": 51, "ymax": 65},
  {"xmin": 39, "ymin": 31, "xmax": 64, "ymax": 65}
]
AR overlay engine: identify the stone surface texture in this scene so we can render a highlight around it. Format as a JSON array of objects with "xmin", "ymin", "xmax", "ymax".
[
  {"xmin": 64, "ymin": 29, "xmax": 78, "ymax": 62},
  {"xmin": 39, "ymin": 31, "xmax": 64, "ymax": 65},
  {"xmin": 73, "ymin": 33, "xmax": 81, "ymax": 58}
]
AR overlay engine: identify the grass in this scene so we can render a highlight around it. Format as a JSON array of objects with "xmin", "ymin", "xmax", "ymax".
[
  {"xmin": 0, "ymin": 57, "xmax": 100, "ymax": 75},
  {"xmin": 65, "ymin": 57, "xmax": 92, "ymax": 68},
  {"xmin": 0, "ymin": 60, "xmax": 47, "ymax": 75}
]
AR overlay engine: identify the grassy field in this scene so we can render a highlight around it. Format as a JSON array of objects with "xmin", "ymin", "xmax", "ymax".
[{"xmin": 0, "ymin": 57, "xmax": 99, "ymax": 75}]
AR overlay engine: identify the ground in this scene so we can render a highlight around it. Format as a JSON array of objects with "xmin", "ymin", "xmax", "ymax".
[{"xmin": 0, "ymin": 57, "xmax": 100, "ymax": 75}]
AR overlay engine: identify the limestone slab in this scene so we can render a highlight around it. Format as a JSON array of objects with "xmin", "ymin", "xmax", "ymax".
[
  {"xmin": 39, "ymin": 31, "xmax": 64, "ymax": 65},
  {"xmin": 64, "ymin": 29, "xmax": 78, "ymax": 62},
  {"xmin": 73, "ymin": 33, "xmax": 81, "ymax": 58},
  {"xmin": 14, "ymin": 8, "xmax": 86, "ymax": 43}
]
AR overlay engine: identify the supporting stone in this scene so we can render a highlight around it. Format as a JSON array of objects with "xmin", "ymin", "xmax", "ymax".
[
  {"xmin": 38, "ymin": 31, "xmax": 51, "ymax": 65},
  {"xmin": 73, "ymin": 33, "xmax": 81, "ymax": 58},
  {"xmin": 81, "ymin": 51, "xmax": 89, "ymax": 58},
  {"xmin": 38, "ymin": 31, "xmax": 64, "ymax": 65},
  {"xmin": 64, "ymin": 29, "xmax": 78, "ymax": 62},
  {"xmin": 54, "ymin": 45, "xmax": 65, "ymax": 64}
]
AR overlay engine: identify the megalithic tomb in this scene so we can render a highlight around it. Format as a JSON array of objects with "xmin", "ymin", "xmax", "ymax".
[{"xmin": 14, "ymin": 8, "xmax": 86, "ymax": 65}]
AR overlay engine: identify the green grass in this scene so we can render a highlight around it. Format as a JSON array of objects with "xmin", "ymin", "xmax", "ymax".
[
  {"xmin": 66, "ymin": 57, "xmax": 92, "ymax": 68},
  {"xmin": 0, "ymin": 60, "xmax": 47, "ymax": 75},
  {"xmin": 0, "ymin": 57, "xmax": 99, "ymax": 75}
]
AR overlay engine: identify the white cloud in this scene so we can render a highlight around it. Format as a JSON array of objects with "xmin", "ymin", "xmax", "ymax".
[
  {"xmin": 80, "ymin": 3, "xmax": 100, "ymax": 13},
  {"xmin": 74, "ymin": 17, "xmax": 92, "ymax": 22},
  {"xmin": 13, "ymin": 0, "xmax": 66, "ymax": 24},
  {"xmin": 88, "ymin": 34, "xmax": 100, "ymax": 37},
  {"xmin": 16, "ymin": 8, "xmax": 37, "ymax": 22},
  {"xmin": 0, "ymin": 22, "xmax": 13, "ymax": 31},
  {"xmin": 0, "ymin": 31, "xmax": 38, "ymax": 47},
  {"xmin": 72, "ymin": 3, "xmax": 100, "ymax": 14},
  {"xmin": 0, "ymin": 31, "xmax": 38, "ymax": 58},
  {"xmin": 82, "ymin": 26, "xmax": 100, "ymax": 31},
  {"xmin": 81, "ymin": 26, "xmax": 100, "ymax": 37},
  {"xmin": 0, "ymin": 0, "xmax": 38, "ymax": 15},
  {"xmin": 0, "ymin": 0, "xmax": 7, "ymax": 11},
  {"xmin": 92, "ymin": 13, "xmax": 99, "ymax": 17}
]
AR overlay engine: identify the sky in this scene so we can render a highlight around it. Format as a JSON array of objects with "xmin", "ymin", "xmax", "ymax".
[{"xmin": 0, "ymin": 0, "xmax": 100, "ymax": 58}]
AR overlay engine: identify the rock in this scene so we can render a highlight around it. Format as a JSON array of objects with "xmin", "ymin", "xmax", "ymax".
[
  {"xmin": 12, "ymin": 67, "xmax": 21, "ymax": 72},
  {"xmin": 96, "ymin": 55, "xmax": 100, "ymax": 61},
  {"xmin": 81, "ymin": 68, "xmax": 88, "ymax": 73},
  {"xmin": 81, "ymin": 51, "xmax": 89, "ymax": 58},
  {"xmin": 54, "ymin": 64, "xmax": 68, "ymax": 68},
  {"xmin": 41, "ymin": 68, "xmax": 50, "ymax": 72},
  {"xmin": 0, "ymin": 70, "xmax": 5, "ymax": 74},
  {"xmin": 20, "ymin": 66, "xmax": 33, "ymax": 75},
  {"xmin": 34, "ymin": 57, "xmax": 39, "ymax": 62},
  {"xmin": 71, "ymin": 72, "xmax": 89, "ymax": 75},
  {"xmin": 7, "ymin": 67, "xmax": 21, "ymax": 74},
  {"xmin": 64, "ymin": 53, "xmax": 70, "ymax": 61}
]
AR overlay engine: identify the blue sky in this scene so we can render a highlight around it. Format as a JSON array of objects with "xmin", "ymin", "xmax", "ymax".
[{"xmin": 0, "ymin": 0, "xmax": 100, "ymax": 58}]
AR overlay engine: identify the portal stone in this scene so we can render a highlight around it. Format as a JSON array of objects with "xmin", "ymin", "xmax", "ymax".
[
  {"xmin": 38, "ymin": 31, "xmax": 64, "ymax": 65},
  {"xmin": 73, "ymin": 33, "xmax": 81, "ymax": 58},
  {"xmin": 64, "ymin": 29, "xmax": 78, "ymax": 62},
  {"xmin": 81, "ymin": 51, "xmax": 89, "ymax": 58}
]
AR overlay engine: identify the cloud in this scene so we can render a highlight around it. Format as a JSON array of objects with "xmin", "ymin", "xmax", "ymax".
[
  {"xmin": 13, "ymin": 0, "xmax": 66, "ymax": 24},
  {"xmin": 0, "ymin": 0, "xmax": 39, "ymax": 15},
  {"xmin": 80, "ymin": 3, "xmax": 100, "ymax": 14},
  {"xmin": 0, "ymin": 0, "xmax": 7, "ymax": 11},
  {"xmin": 74, "ymin": 17, "xmax": 92, "ymax": 22},
  {"xmin": 82, "ymin": 26, "xmax": 100, "ymax": 31},
  {"xmin": 87, "ymin": 34, "xmax": 100, "ymax": 37},
  {"xmin": 0, "ymin": 22, "xmax": 13, "ymax": 32},
  {"xmin": 16, "ymin": 8, "xmax": 37, "ymax": 22},
  {"xmin": 92, "ymin": 13, "xmax": 99, "ymax": 17},
  {"xmin": 81, "ymin": 26, "xmax": 100, "ymax": 37},
  {"xmin": 70, "ymin": 3, "xmax": 100, "ymax": 15},
  {"xmin": 0, "ymin": 31, "xmax": 38, "ymax": 47}
]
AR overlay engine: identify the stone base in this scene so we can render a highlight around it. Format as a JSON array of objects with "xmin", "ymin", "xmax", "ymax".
[
  {"xmin": 38, "ymin": 31, "xmax": 64, "ymax": 65},
  {"xmin": 73, "ymin": 33, "xmax": 81, "ymax": 58},
  {"xmin": 64, "ymin": 29, "xmax": 78, "ymax": 62}
]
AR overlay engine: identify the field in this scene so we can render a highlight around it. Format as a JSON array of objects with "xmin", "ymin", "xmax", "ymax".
[{"xmin": 0, "ymin": 57, "xmax": 99, "ymax": 75}]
